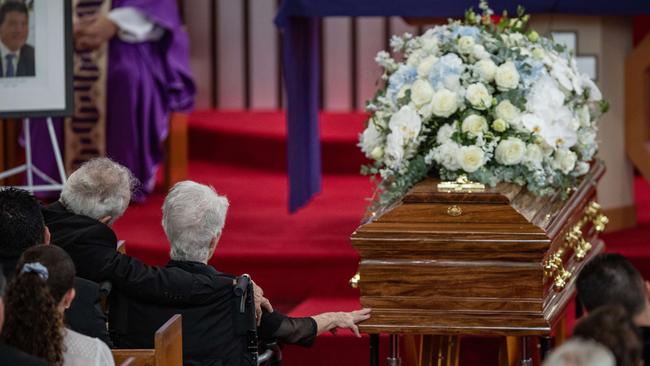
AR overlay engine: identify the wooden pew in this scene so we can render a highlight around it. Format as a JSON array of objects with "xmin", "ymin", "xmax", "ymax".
[
  {"xmin": 112, "ymin": 314, "xmax": 183, "ymax": 366},
  {"xmin": 119, "ymin": 357, "xmax": 136, "ymax": 366}
]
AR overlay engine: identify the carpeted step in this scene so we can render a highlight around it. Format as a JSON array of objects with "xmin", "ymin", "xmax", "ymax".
[{"xmin": 188, "ymin": 110, "xmax": 369, "ymax": 174}]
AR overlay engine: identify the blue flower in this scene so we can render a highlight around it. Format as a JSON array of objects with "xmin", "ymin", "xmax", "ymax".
[
  {"xmin": 451, "ymin": 25, "xmax": 481, "ymax": 39},
  {"xmin": 428, "ymin": 54, "xmax": 464, "ymax": 90},
  {"xmin": 387, "ymin": 64, "xmax": 417, "ymax": 101}
]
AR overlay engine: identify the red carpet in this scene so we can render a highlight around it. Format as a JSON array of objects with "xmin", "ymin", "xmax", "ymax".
[{"xmin": 113, "ymin": 110, "xmax": 650, "ymax": 366}]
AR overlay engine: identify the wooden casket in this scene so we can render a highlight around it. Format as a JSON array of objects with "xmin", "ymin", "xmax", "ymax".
[{"xmin": 351, "ymin": 161, "xmax": 607, "ymax": 336}]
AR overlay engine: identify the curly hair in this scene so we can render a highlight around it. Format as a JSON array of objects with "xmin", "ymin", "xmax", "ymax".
[
  {"xmin": 3, "ymin": 273, "xmax": 65, "ymax": 365},
  {"xmin": 2, "ymin": 245, "xmax": 75, "ymax": 366}
]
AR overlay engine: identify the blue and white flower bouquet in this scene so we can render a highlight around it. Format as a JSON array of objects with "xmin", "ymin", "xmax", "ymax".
[{"xmin": 359, "ymin": 2, "xmax": 607, "ymax": 207}]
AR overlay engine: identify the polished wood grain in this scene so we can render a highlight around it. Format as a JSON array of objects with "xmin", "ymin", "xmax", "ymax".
[
  {"xmin": 112, "ymin": 314, "xmax": 183, "ymax": 366},
  {"xmin": 164, "ymin": 113, "xmax": 188, "ymax": 190},
  {"xmin": 352, "ymin": 162, "xmax": 606, "ymax": 336}
]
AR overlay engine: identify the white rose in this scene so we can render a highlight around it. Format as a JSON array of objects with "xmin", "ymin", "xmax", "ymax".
[
  {"xmin": 411, "ymin": 79, "xmax": 434, "ymax": 107},
  {"xmin": 532, "ymin": 47, "xmax": 546, "ymax": 60},
  {"xmin": 523, "ymin": 144, "xmax": 544, "ymax": 169},
  {"xmin": 472, "ymin": 44, "xmax": 491, "ymax": 60},
  {"xmin": 475, "ymin": 59, "xmax": 497, "ymax": 82},
  {"xmin": 494, "ymin": 100, "xmax": 520, "ymax": 123},
  {"xmin": 417, "ymin": 55, "xmax": 438, "ymax": 78},
  {"xmin": 431, "ymin": 89, "xmax": 459, "ymax": 117},
  {"xmin": 462, "ymin": 114, "xmax": 488, "ymax": 137},
  {"xmin": 458, "ymin": 36, "xmax": 475, "ymax": 54},
  {"xmin": 465, "ymin": 83, "xmax": 492, "ymax": 110},
  {"xmin": 495, "ymin": 137, "xmax": 526, "ymax": 165},
  {"xmin": 458, "ymin": 145, "xmax": 485, "ymax": 173},
  {"xmin": 370, "ymin": 146, "xmax": 384, "ymax": 160},
  {"xmin": 495, "ymin": 61, "xmax": 520, "ymax": 91},
  {"xmin": 552, "ymin": 149, "xmax": 577, "ymax": 174}
]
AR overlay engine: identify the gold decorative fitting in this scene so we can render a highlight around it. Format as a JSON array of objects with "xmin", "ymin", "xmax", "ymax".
[
  {"xmin": 543, "ymin": 249, "xmax": 571, "ymax": 292},
  {"xmin": 564, "ymin": 225, "xmax": 591, "ymax": 261},
  {"xmin": 446, "ymin": 205, "xmax": 462, "ymax": 217},
  {"xmin": 437, "ymin": 175, "xmax": 485, "ymax": 193},
  {"xmin": 349, "ymin": 272, "xmax": 360, "ymax": 289}
]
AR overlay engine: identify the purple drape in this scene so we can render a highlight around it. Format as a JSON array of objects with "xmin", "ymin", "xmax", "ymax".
[
  {"xmin": 31, "ymin": 0, "xmax": 194, "ymax": 200},
  {"xmin": 282, "ymin": 17, "xmax": 321, "ymax": 212}
]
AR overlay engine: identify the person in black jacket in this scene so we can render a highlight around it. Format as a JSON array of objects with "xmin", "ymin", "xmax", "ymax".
[
  {"xmin": 0, "ymin": 265, "xmax": 52, "ymax": 365},
  {"xmin": 110, "ymin": 181, "xmax": 370, "ymax": 366},
  {"xmin": 0, "ymin": 187, "xmax": 112, "ymax": 346},
  {"xmin": 576, "ymin": 253, "xmax": 650, "ymax": 366},
  {"xmin": 42, "ymin": 158, "xmax": 272, "ymax": 322}
]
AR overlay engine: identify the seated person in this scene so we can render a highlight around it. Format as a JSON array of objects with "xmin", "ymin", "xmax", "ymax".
[
  {"xmin": 0, "ymin": 267, "xmax": 52, "ymax": 365},
  {"xmin": 3, "ymin": 245, "xmax": 114, "ymax": 366},
  {"xmin": 110, "ymin": 181, "xmax": 371, "ymax": 365},
  {"xmin": 0, "ymin": 187, "xmax": 111, "ymax": 346},
  {"xmin": 543, "ymin": 339, "xmax": 615, "ymax": 366},
  {"xmin": 42, "ymin": 158, "xmax": 272, "ymax": 319},
  {"xmin": 572, "ymin": 304, "xmax": 643, "ymax": 366},
  {"xmin": 576, "ymin": 253, "xmax": 650, "ymax": 363}
]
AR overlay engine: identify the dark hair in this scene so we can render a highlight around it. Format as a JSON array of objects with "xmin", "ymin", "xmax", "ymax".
[
  {"xmin": 576, "ymin": 253, "xmax": 646, "ymax": 316},
  {"xmin": 0, "ymin": 188, "xmax": 45, "ymax": 258},
  {"xmin": 573, "ymin": 304, "xmax": 643, "ymax": 366},
  {"xmin": 3, "ymin": 245, "xmax": 75, "ymax": 366},
  {"xmin": 0, "ymin": 265, "xmax": 5, "ymax": 297},
  {"xmin": 0, "ymin": 1, "xmax": 28, "ymax": 26}
]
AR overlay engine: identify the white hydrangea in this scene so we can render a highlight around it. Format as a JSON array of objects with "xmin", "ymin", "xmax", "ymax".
[
  {"xmin": 436, "ymin": 122, "xmax": 457, "ymax": 144},
  {"xmin": 432, "ymin": 141, "xmax": 462, "ymax": 171},
  {"xmin": 523, "ymin": 144, "xmax": 544, "ymax": 169},
  {"xmin": 417, "ymin": 55, "xmax": 438, "ymax": 78}
]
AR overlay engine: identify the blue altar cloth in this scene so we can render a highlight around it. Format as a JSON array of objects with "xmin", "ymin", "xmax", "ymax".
[{"xmin": 276, "ymin": 1, "xmax": 650, "ymax": 212}]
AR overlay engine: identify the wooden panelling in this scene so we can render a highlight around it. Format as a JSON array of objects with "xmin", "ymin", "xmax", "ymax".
[
  {"xmin": 249, "ymin": 0, "xmax": 279, "ymax": 109},
  {"xmin": 216, "ymin": 0, "xmax": 245, "ymax": 109},
  {"xmin": 323, "ymin": 17, "xmax": 353, "ymax": 111},
  {"xmin": 183, "ymin": 0, "xmax": 212, "ymax": 110},
  {"xmin": 356, "ymin": 17, "xmax": 385, "ymax": 110}
]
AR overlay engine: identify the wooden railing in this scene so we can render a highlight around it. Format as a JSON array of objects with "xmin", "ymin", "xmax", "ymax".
[{"xmin": 625, "ymin": 33, "xmax": 650, "ymax": 180}]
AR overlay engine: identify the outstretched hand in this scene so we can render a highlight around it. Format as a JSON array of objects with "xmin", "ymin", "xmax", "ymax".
[{"xmin": 313, "ymin": 308, "xmax": 372, "ymax": 338}]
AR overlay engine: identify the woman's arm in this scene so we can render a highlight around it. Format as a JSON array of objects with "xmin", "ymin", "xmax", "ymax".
[{"xmin": 311, "ymin": 308, "xmax": 372, "ymax": 337}]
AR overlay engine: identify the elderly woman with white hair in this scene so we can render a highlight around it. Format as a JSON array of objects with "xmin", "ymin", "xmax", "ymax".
[
  {"xmin": 42, "ymin": 158, "xmax": 271, "ymax": 321},
  {"xmin": 109, "ymin": 180, "xmax": 371, "ymax": 366}
]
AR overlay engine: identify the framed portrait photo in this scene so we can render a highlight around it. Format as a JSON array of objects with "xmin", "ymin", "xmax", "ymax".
[{"xmin": 0, "ymin": 0, "xmax": 73, "ymax": 118}]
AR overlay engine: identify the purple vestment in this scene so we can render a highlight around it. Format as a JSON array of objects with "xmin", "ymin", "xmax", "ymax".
[{"xmin": 31, "ymin": 0, "xmax": 194, "ymax": 200}]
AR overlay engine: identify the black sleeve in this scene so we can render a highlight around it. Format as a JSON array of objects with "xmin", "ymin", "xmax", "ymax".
[
  {"xmin": 65, "ymin": 277, "xmax": 113, "ymax": 347},
  {"xmin": 259, "ymin": 311, "xmax": 317, "ymax": 347},
  {"xmin": 70, "ymin": 226, "xmax": 226, "ymax": 306}
]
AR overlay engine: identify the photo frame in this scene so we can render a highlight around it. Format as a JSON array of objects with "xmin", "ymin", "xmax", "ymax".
[{"xmin": 0, "ymin": 0, "xmax": 73, "ymax": 118}]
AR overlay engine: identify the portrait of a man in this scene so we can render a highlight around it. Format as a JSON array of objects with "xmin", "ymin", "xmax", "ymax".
[{"xmin": 0, "ymin": 1, "xmax": 34, "ymax": 78}]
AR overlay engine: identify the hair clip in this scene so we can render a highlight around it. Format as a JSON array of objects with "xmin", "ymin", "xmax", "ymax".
[{"xmin": 20, "ymin": 262, "xmax": 49, "ymax": 281}]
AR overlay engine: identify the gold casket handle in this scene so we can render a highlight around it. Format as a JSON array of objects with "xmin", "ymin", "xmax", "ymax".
[{"xmin": 543, "ymin": 249, "xmax": 572, "ymax": 292}]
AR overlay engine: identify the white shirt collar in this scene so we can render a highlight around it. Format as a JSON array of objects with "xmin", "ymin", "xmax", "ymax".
[{"xmin": 0, "ymin": 39, "xmax": 21, "ymax": 60}]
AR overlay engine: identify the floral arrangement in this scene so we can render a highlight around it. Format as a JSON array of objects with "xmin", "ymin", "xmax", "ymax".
[{"xmin": 359, "ymin": 2, "xmax": 607, "ymax": 208}]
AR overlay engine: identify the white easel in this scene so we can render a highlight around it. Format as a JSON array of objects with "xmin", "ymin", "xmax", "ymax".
[{"xmin": 0, "ymin": 117, "xmax": 67, "ymax": 192}]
